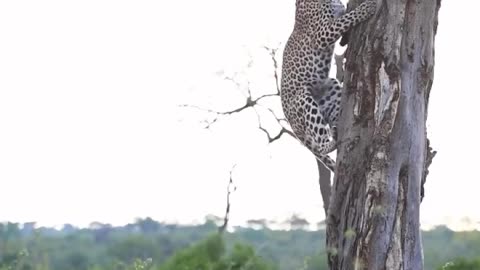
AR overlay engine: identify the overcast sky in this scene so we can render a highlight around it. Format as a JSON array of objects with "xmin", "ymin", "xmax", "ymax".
[{"xmin": 0, "ymin": 0, "xmax": 478, "ymax": 230}]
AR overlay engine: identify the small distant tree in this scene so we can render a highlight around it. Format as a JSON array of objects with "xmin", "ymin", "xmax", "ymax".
[
  {"xmin": 135, "ymin": 217, "xmax": 160, "ymax": 234},
  {"xmin": 285, "ymin": 214, "xmax": 310, "ymax": 231},
  {"xmin": 247, "ymin": 219, "xmax": 268, "ymax": 230}
]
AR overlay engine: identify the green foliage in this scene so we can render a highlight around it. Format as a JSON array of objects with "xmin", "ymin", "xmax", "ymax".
[
  {"xmin": 1, "ymin": 220, "xmax": 480, "ymax": 270},
  {"xmin": 160, "ymin": 234, "xmax": 275, "ymax": 270},
  {"xmin": 439, "ymin": 258, "xmax": 480, "ymax": 270},
  {"xmin": 218, "ymin": 243, "xmax": 275, "ymax": 270},
  {"xmin": 107, "ymin": 235, "xmax": 160, "ymax": 263},
  {"xmin": 159, "ymin": 234, "xmax": 225, "ymax": 270},
  {"xmin": 300, "ymin": 253, "xmax": 328, "ymax": 270}
]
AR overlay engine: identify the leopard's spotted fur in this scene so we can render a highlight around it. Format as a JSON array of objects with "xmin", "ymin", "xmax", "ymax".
[{"xmin": 280, "ymin": 0, "xmax": 377, "ymax": 171}]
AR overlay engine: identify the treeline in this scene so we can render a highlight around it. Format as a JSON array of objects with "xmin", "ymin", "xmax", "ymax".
[{"xmin": 1, "ymin": 217, "xmax": 480, "ymax": 270}]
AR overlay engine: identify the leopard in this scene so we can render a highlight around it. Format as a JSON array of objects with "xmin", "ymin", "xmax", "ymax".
[{"xmin": 280, "ymin": 0, "xmax": 377, "ymax": 172}]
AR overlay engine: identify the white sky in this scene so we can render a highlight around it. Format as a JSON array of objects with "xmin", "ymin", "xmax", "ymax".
[{"xmin": 0, "ymin": 0, "xmax": 478, "ymax": 231}]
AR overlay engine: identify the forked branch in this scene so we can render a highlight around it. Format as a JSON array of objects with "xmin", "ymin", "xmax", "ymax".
[{"xmin": 181, "ymin": 46, "xmax": 294, "ymax": 144}]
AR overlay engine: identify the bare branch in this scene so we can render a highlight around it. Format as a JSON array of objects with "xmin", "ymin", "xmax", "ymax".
[
  {"xmin": 261, "ymin": 106, "xmax": 288, "ymax": 124},
  {"xmin": 255, "ymin": 93, "xmax": 280, "ymax": 101},
  {"xmin": 268, "ymin": 128, "xmax": 296, "ymax": 143},
  {"xmin": 179, "ymin": 102, "xmax": 251, "ymax": 129},
  {"xmin": 179, "ymin": 102, "xmax": 251, "ymax": 116},
  {"xmin": 202, "ymin": 117, "xmax": 219, "ymax": 130},
  {"xmin": 218, "ymin": 164, "xmax": 237, "ymax": 234},
  {"xmin": 264, "ymin": 46, "xmax": 281, "ymax": 95},
  {"xmin": 180, "ymin": 44, "xmax": 294, "ymax": 145},
  {"xmin": 223, "ymin": 73, "xmax": 245, "ymax": 97},
  {"xmin": 253, "ymin": 106, "xmax": 271, "ymax": 139},
  {"xmin": 318, "ymin": 160, "xmax": 332, "ymax": 215},
  {"xmin": 178, "ymin": 104, "xmax": 222, "ymax": 114},
  {"xmin": 246, "ymin": 81, "xmax": 253, "ymax": 99},
  {"xmin": 253, "ymin": 106, "xmax": 295, "ymax": 144}
]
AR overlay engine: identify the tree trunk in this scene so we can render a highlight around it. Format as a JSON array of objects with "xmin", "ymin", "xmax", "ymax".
[{"xmin": 326, "ymin": 0, "xmax": 441, "ymax": 269}]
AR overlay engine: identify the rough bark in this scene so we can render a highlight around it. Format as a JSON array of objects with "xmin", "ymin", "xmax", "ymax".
[{"xmin": 326, "ymin": 0, "xmax": 441, "ymax": 269}]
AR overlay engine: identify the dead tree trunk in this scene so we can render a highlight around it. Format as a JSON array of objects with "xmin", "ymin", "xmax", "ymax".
[
  {"xmin": 326, "ymin": 0, "xmax": 441, "ymax": 269},
  {"xmin": 318, "ymin": 160, "xmax": 332, "ymax": 215}
]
